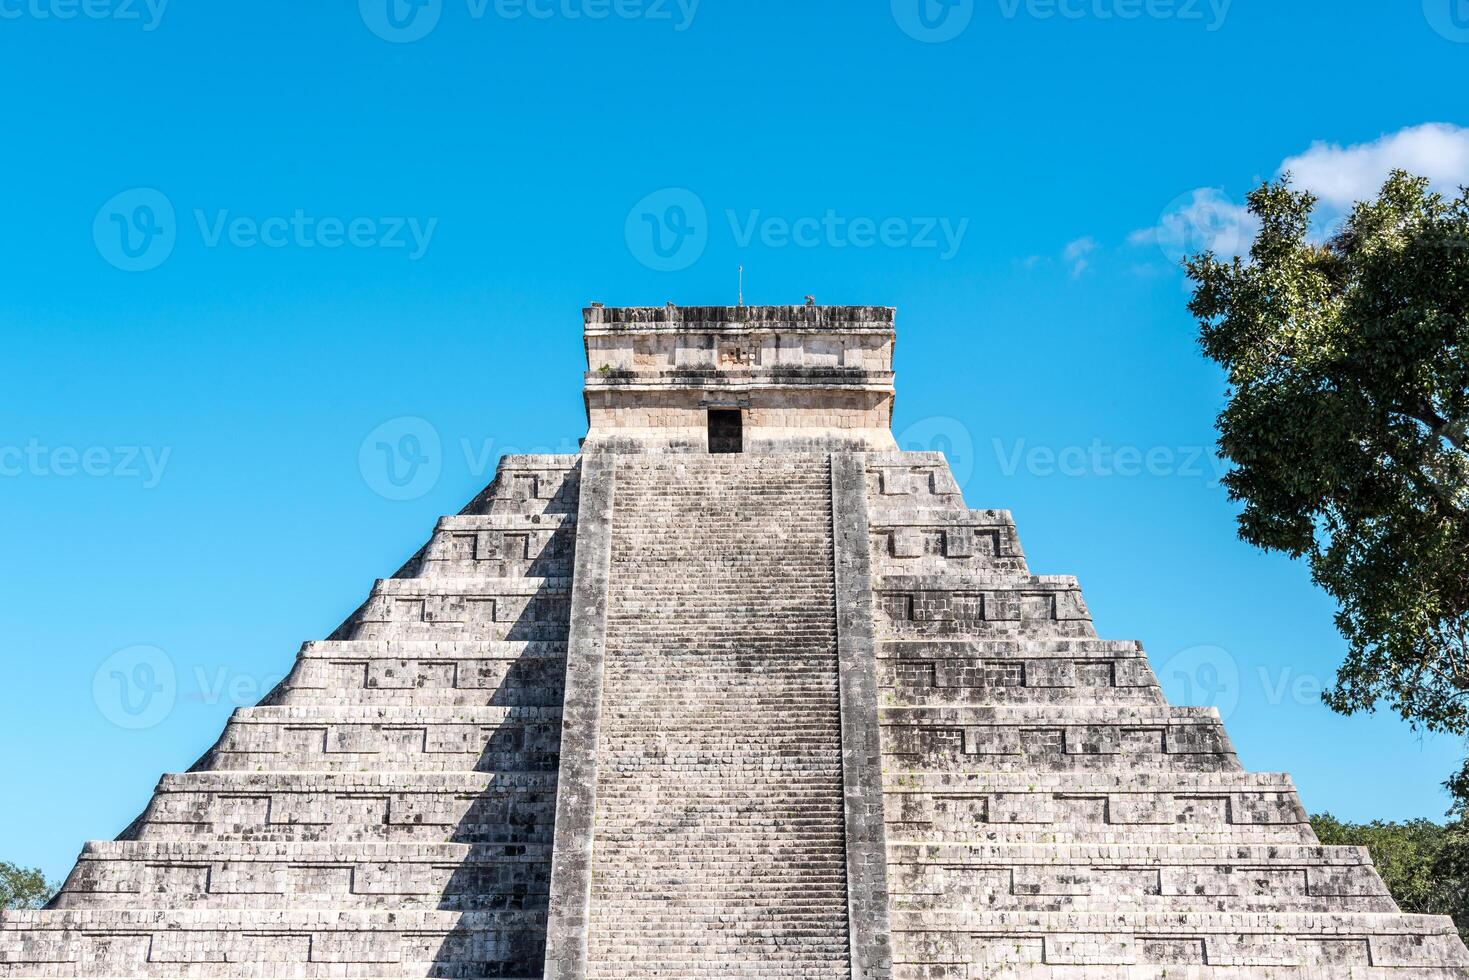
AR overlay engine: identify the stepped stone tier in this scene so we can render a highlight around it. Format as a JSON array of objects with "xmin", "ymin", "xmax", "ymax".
[{"xmin": 4, "ymin": 303, "xmax": 1468, "ymax": 979}]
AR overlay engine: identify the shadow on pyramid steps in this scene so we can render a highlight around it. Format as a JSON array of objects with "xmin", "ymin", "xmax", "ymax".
[{"xmin": 424, "ymin": 567, "xmax": 566, "ymax": 978}]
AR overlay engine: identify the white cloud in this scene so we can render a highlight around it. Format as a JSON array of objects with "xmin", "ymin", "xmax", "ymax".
[
  {"xmin": 1019, "ymin": 238, "xmax": 1100, "ymax": 276},
  {"xmin": 1130, "ymin": 123, "xmax": 1469, "ymax": 265},
  {"xmin": 1063, "ymin": 236, "xmax": 1098, "ymax": 276},
  {"xmin": 1280, "ymin": 123, "xmax": 1469, "ymax": 209}
]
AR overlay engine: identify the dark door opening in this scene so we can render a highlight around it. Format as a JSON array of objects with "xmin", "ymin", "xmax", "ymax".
[{"xmin": 708, "ymin": 410, "xmax": 743, "ymax": 454}]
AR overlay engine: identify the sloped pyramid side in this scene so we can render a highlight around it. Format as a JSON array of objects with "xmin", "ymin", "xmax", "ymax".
[
  {"xmin": 866, "ymin": 451, "xmax": 1469, "ymax": 978},
  {"xmin": 0, "ymin": 455, "xmax": 584, "ymax": 979}
]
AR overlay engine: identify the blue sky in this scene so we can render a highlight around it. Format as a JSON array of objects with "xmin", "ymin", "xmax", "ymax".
[{"xmin": 3, "ymin": 0, "xmax": 1468, "ymax": 882}]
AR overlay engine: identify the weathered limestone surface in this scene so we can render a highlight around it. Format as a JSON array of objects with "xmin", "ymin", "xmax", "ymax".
[
  {"xmin": 864, "ymin": 450, "xmax": 1469, "ymax": 978},
  {"xmin": 582, "ymin": 305, "xmax": 898, "ymax": 453},
  {"xmin": 832, "ymin": 454, "xmax": 896, "ymax": 980},
  {"xmin": 1, "ymin": 455, "xmax": 581, "ymax": 978},
  {"xmin": 4, "ymin": 305, "xmax": 1467, "ymax": 979},
  {"xmin": 581, "ymin": 455, "xmax": 852, "ymax": 977}
]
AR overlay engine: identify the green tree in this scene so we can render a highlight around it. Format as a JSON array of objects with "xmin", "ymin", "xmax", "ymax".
[
  {"xmin": 0, "ymin": 862, "xmax": 55, "ymax": 911},
  {"xmin": 1187, "ymin": 171, "xmax": 1469, "ymax": 809},
  {"xmin": 1312, "ymin": 814, "xmax": 1469, "ymax": 942}
]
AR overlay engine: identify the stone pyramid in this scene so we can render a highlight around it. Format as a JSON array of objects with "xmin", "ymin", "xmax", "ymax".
[{"xmin": 4, "ymin": 304, "xmax": 1468, "ymax": 978}]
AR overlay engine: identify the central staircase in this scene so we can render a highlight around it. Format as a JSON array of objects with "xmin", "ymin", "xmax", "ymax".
[{"xmin": 584, "ymin": 455, "xmax": 853, "ymax": 978}]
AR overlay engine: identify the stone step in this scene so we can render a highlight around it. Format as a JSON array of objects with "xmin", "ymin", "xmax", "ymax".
[
  {"xmin": 864, "ymin": 454, "xmax": 966, "ymax": 506},
  {"xmin": 224, "ymin": 705, "xmax": 563, "ymax": 723},
  {"xmin": 362, "ymin": 577, "xmax": 573, "ymax": 606},
  {"xmin": 890, "ymin": 841, "xmax": 1375, "ymax": 866},
  {"xmin": 870, "ymin": 507, "xmax": 1029, "ymax": 577},
  {"xmin": 296, "ymin": 640, "xmax": 569, "ymax": 657},
  {"xmin": 888, "ymin": 841, "xmax": 1398, "ymax": 914},
  {"xmin": 894, "ymin": 890, "xmax": 1399, "ymax": 915},
  {"xmin": 877, "ymin": 576, "xmax": 1094, "ymax": 639},
  {"xmin": 339, "ymin": 578, "xmax": 572, "ymax": 643},
  {"xmin": 882, "ymin": 704, "xmax": 1237, "ymax": 772},
  {"xmin": 885, "ymin": 683, "xmax": 1163, "ymax": 708},
  {"xmin": 587, "ymin": 887, "xmax": 850, "ymax": 901},
  {"xmin": 129, "ymin": 771, "xmax": 556, "ymax": 844},
  {"xmin": 890, "ymin": 909, "xmax": 1469, "ymax": 973},
  {"xmin": 416, "ymin": 513, "xmax": 576, "ymax": 580},
  {"xmin": 880, "ymin": 637, "xmax": 1163, "ymax": 705},
  {"xmin": 884, "ymin": 770, "xmax": 1301, "ymax": 795},
  {"xmin": 894, "ymin": 967, "xmax": 1465, "ymax": 979},
  {"xmin": 883, "ymin": 705, "xmax": 1222, "ymax": 724},
  {"xmin": 885, "ymin": 771, "xmax": 1311, "ymax": 844},
  {"xmin": 51, "ymin": 841, "xmax": 551, "ymax": 912},
  {"xmin": 459, "ymin": 454, "xmax": 580, "ymax": 518},
  {"xmin": 885, "ymin": 638, "xmax": 1149, "ymax": 655},
  {"xmin": 0, "ymin": 908, "xmax": 548, "ymax": 978},
  {"xmin": 198, "ymin": 705, "xmax": 560, "ymax": 774},
  {"xmin": 269, "ymin": 641, "xmax": 566, "ymax": 707}
]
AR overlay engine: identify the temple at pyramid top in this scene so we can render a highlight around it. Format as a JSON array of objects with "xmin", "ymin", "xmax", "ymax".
[{"xmin": 581, "ymin": 303, "xmax": 899, "ymax": 453}]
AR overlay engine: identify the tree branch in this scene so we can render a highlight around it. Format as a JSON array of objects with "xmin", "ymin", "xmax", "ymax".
[{"xmin": 1404, "ymin": 402, "xmax": 1469, "ymax": 454}]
